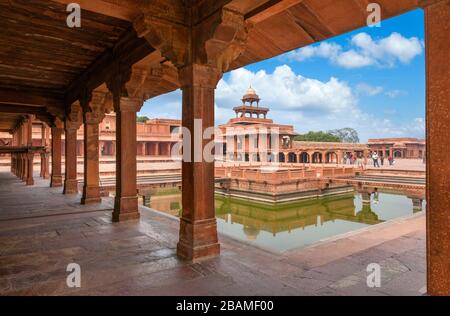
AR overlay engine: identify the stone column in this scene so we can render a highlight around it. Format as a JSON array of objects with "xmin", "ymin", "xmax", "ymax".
[
  {"xmin": 18, "ymin": 153, "xmax": 24, "ymax": 180},
  {"xmin": 41, "ymin": 151, "xmax": 50, "ymax": 179},
  {"xmin": 424, "ymin": 0, "xmax": 450, "ymax": 296},
  {"xmin": 134, "ymin": 4, "xmax": 248, "ymax": 261},
  {"xmin": 166, "ymin": 142, "xmax": 171, "ymax": 156},
  {"xmin": 63, "ymin": 109, "xmax": 82, "ymax": 194},
  {"xmin": 11, "ymin": 154, "xmax": 15, "ymax": 174},
  {"xmin": 112, "ymin": 97, "xmax": 142, "ymax": 222},
  {"xmin": 50, "ymin": 122, "xmax": 63, "ymax": 187},
  {"xmin": 21, "ymin": 153, "xmax": 28, "ymax": 182},
  {"xmin": 20, "ymin": 117, "xmax": 33, "ymax": 182},
  {"xmin": 176, "ymin": 64, "xmax": 221, "ymax": 261},
  {"xmin": 81, "ymin": 93, "xmax": 104, "ymax": 204},
  {"xmin": 25, "ymin": 152, "xmax": 34, "ymax": 185},
  {"xmin": 40, "ymin": 124, "xmax": 47, "ymax": 178}
]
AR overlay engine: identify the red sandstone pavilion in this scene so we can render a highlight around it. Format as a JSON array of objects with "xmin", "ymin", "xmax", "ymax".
[{"xmin": 0, "ymin": 0, "xmax": 448, "ymax": 296}]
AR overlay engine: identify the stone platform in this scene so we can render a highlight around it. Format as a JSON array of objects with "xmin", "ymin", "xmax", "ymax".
[{"xmin": 0, "ymin": 172, "xmax": 425, "ymax": 296}]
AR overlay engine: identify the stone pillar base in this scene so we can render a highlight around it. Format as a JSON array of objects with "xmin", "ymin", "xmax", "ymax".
[
  {"xmin": 63, "ymin": 179, "xmax": 79, "ymax": 194},
  {"xmin": 112, "ymin": 196, "xmax": 140, "ymax": 222},
  {"xmin": 177, "ymin": 218, "xmax": 220, "ymax": 262},
  {"xmin": 81, "ymin": 186, "xmax": 101, "ymax": 204},
  {"xmin": 50, "ymin": 175, "xmax": 63, "ymax": 187}
]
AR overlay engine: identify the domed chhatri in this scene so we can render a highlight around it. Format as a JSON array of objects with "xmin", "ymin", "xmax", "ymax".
[{"xmin": 241, "ymin": 86, "xmax": 260, "ymax": 106}]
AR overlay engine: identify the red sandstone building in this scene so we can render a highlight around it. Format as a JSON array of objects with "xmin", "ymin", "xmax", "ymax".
[
  {"xmin": 0, "ymin": 0, "xmax": 448, "ymax": 295},
  {"xmin": 368, "ymin": 138, "xmax": 426, "ymax": 159},
  {"xmin": 0, "ymin": 115, "xmax": 181, "ymax": 159},
  {"xmin": 218, "ymin": 87, "xmax": 369, "ymax": 164}
]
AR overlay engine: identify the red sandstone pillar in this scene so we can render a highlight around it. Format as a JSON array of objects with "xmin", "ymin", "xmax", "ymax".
[
  {"xmin": 20, "ymin": 154, "xmax": 24, "ymax": 179},
  {"xmin": 41, "ymin": 151, "xmax": 50, "ymax": 179},
  {"xmin": 177, "ymin": 64, "xmax": 221, "ymax": 261},
  {"xmin": 40, "ymin": 124, "xmax": 46, "ymax": 177},
  {"xmin": 81, "ymin": 98, "xmax": 103, "ymax": 204},
  {"xmin": 112, "ymin": 97, "xmax": 142, "ymax": 222},
  {"xmin": 26, "ymin": 152, "xmax": 34, "ymax": 185},
  {"xmin": 424, "ymin": 0, "xmax": 450, "ymax": 296},
  {"xmin": 50, "ymin": 123, "xmax": 63, "ymax": 187},
  {"xmin": 64, "ymin": 118, "xmax": 81, "ymax": 194}
]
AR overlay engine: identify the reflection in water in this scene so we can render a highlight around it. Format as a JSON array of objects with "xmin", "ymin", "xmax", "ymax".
[{"xmin": 143, "ymin": 192, "xmax": 424, "ymax": 252}]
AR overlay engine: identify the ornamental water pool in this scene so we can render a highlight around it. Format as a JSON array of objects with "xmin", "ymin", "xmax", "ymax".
[{"xmin": 143, "ymin": 191, "xmax": 424, "ymax": 252}]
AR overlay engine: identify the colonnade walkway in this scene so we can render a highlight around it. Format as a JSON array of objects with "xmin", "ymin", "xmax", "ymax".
[{"xmin": 0, "ymin": 171, "xmax": 425, "ymax": 295}]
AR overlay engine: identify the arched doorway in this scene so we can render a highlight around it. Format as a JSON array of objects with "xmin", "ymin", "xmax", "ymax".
[
  {"xmin": 326, "ymin": 152, "xmax": 337, "ymax": 163},
  {"xmin": 278, "ymin": 152, "xmax": 285, "ymax": 163},
  {"xmin": 288, "ymin": 152, "xmax": 297, "ymax": 163},
  {"xmin": 312, "ymin": 152, "xmax": 322, "ymax": 163},
  {"xmin": 299, "ymin": 152, "xmax": 309, "ymax": 163},
  {"xmin": 394, "ymin": 150, "xmax": 403, "ymax": 158}
]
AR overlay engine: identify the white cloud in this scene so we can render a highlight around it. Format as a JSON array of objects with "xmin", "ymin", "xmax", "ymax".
[
  {"xmin": 141, "ymin": 65, "xmax": 424, "ymax": 142},
  {"xmin": 285, "ymin": 42, "xmax": 341, "ymax": 62},
  {"xmin": 285, "ymin": 32, "xmax": 423, "ymax": 69},
  {"xmin": 356, "ymin": 83, "xmax": 384, "ymax": 96},
  {"xmin": 385, "ymin": 89, "xmax": 408, "ymax": 98},
  {"xmin": 216, "ymin": 65, "xmax": 357, "ymax": 115}
]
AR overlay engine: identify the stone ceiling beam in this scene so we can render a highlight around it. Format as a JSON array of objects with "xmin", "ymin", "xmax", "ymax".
[
  {"xmin": 245, "ymin": 0, "xmax": 304, "ymax": 25},
  {"xmin": 0, "ymin": 89, "xmax": 63, "ymax": 108},
  {"xmin": 64, "ymin": 29, "xmax": 154, "ymax": 106},
  {"xmin": 0, "ymin": 104, "xmax": 51, "ymax": 116}
]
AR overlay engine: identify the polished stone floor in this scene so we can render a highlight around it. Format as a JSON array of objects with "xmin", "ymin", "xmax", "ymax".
[{"xmin": 0, "ymin": 172, "xmax": 426, "ymax": 296}]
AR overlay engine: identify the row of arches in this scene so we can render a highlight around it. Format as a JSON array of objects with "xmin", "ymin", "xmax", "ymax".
[{"xmin": 279, "ymin": 152, "xmax": 339, "ymax": 164}]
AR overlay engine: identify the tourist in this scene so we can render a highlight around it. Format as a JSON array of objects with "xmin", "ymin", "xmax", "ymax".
[
  {"xmin": 372, "ymin": 152, "xmax": 380, "ymax": 168},
  {"xmin": 388, "ymin": 155, "xmax": 393, "ymax": 166},
  {"xmin": 380, "ymin": 155, "xmax": 384, "ymax": 166},
  {"xmin": 356, "ymin": 154, "xmax": 364, "ymax": 169}
]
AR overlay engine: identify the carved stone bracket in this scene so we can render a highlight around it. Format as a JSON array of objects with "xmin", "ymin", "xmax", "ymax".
[
  {"xmin": 80, "ymin": 90, "xmax": 107, "ymax": 125},
  {"xmin": 134, "ymin": 14, "xmax": 188, "ymax": 68},
  {"xmin": 134, "ymin": 3, "xmax": 249, "ymax": 73},
  {"xmin": 198, "ymin": 7, "xmax": 250, "ymax": 73},
  {"xmin": 65, "ymin": 102, "xmax": 83, "ymax": 130}
]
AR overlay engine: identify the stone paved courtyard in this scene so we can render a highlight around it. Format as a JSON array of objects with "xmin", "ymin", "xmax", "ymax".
[{"xmin": 0, "ymin": 172, "xmax": 426, "ymax": 296}]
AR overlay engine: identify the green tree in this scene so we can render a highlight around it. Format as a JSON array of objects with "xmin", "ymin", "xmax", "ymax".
[
  {"xmin": 137, "ymin": 116, "xmax": 150, "ymax": 123},
  {"xmin": 294, "ymin": 131, "xmax": 342, "ymax": 142},
  {"xmin": 328, "ymin": 128, "xmax": 360, "ymax": 143}
]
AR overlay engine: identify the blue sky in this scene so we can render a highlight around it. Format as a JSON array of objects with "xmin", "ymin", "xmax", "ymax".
[{"xmin": 140, "ymin": 9, "xmax": 425, "ymax": 143}]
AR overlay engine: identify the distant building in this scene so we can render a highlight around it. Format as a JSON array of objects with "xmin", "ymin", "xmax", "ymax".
[
  {"xmin": 217, "ymin": 87, "xmax": 368, "ymax": 163},
  {"xmin": 217, "ymin": 86, "xmax": 297, "ymax": 162},
  {"xmin": 0, "ymin": 114, "xmax": 181, "ymax": 158},
  {"xmin": 0, "ymin": 93, "xmax": 425, "ymax": 163},
  {"xmin": 368, "ymin": 138, "xmax": 425, "ymax": 159}
]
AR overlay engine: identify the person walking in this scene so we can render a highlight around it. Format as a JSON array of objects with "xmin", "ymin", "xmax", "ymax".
[
  {"xmin": 357, "ymin": 153, "xmax": 364, "ymax": 170},
  {"xmin": 380, "ymin": 155, "xmax": 384, "ymax": 166},
  {"xmin": 388, "ymin": 155, "xmax": 393, "ymax": 166},
  {"xmin": 372, "ymin": 152, "xmax": 380, "ymax": 168}
]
